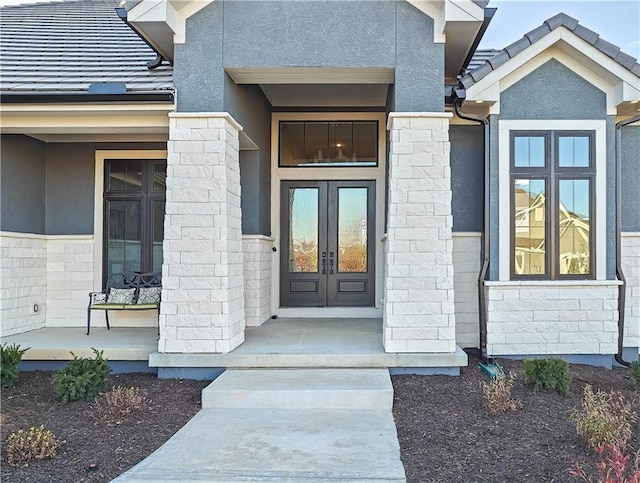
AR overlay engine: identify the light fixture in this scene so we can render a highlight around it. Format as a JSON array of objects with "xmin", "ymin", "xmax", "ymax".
[
  {"xmin": 336, "ymin": 143, "xmax": 342, "ymax": 147},
  {"xmin": 475, "ymin": 100, "xmax": 483, "ymax": 104},
  {"xmin": 631, "ymin": 100, "xmax": 639, "ymax": 104}
]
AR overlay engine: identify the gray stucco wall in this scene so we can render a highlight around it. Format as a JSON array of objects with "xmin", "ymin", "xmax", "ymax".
[
  {"xmin": 621, "ymin": 125, "xmax": 640, "ymax": 232},
  {"xmin": 450, "ymin": 125, "xmax": 484, "ymax": 232},
  {"xmin": 224, "ymin": 78, "xmax": 272, "ymax": 235},
  {"xmin": 1, "ymin": 135, "xmax": 46, "ymax": 234},
  {"xmin": 495, "ymin": 59, "xmax": 615, "ymax": 279},
  {"xmin": 46, "ymin": 142, "xmax": 167, "ymax": 235},
  {"xmin": 500, "ymin": 59, "xmax": 607, "ymax": 120},
  {"xmin": 175, "ymin": 0, "xmax": 444, "ymax": 113},
  {"xmin": 1, "ymin": 140, "xmax": 167, "ymax": 236},
  {"xmin": 488, "ymin": 115, "xmax": 500, "ymax": 280}
]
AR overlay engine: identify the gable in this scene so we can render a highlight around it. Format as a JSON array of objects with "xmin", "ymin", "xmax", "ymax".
[{"xmin": 500, "ymin": 59, "xmax": 606, "ymax": 120}]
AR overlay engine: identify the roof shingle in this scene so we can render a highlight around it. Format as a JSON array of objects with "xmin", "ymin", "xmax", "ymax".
[{"xmin": 0, "ymin": 0, "xmax": 173, "ymax": 94}]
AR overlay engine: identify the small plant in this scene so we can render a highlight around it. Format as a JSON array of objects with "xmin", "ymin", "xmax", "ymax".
[
  {"xmin": 93, "ymin": 386, "xmax": 148, "ymax": 423},
  {"xmin": 570, "ymin": 385, "xmax": 637, "ymax": 450},
  {"xmin": 630, "ymin": 362, "xmax": 640, "ymax": 391},
  {"xmin": 1, "ymin": 343, "xmax": 29, "ymax": 387},
  {"xmin": 524, "ymin": 357, "xmax": 572, "ymax": 395},
  {"xmin": 5, "ymin": 425, "xmax": 65, "ymax": 467},
  {"xmin": 481, "ymin": 371, "xmax": 523, "ymax": 413},
  {"xmin": 570, "ymin": 439, "xmax": 640, "ymax": 483},
  {"xmin": 53, "ymin": 349, "xmax": 111, "ymax": 402}
]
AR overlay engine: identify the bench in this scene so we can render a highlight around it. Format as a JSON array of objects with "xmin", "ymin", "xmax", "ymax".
[{"xmin": 87, "ymin": 272, "xmax": 162, "ymax": 335}]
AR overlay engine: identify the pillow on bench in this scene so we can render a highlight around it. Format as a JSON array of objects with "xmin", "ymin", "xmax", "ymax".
[
  {"xmin": 108, "ymin": 288, "xmax": 136, "ymax": 304},
  {"xmin": 137, "ymin": 287, "xmax": 161, "ymax": 304}
]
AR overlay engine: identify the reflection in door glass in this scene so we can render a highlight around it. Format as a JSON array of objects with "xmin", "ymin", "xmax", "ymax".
[
  {"xmin": 289, "ymin": 188, "xmax": 318, "ymax": 273},
  {"xmin": 338, "ymin": 188, "xmax": 367, "ymax": 273}
]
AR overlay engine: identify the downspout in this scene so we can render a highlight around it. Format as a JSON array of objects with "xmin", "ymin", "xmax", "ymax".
[
  {"xmin": 614, "ymin": 114, "xmax": 640, "ymax": 367},
  {"xmin": 115, "ymin": 6, "xmax": 166, "ymax": 70},
  {"xmin": 453, "ymin": 95, "xmax": 490, "ymax": 362}
]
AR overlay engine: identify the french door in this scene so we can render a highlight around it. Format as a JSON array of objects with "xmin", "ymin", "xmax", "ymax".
[{"xmin": 280, "ymin": 180, "xmax": 375, "ymax": 307}]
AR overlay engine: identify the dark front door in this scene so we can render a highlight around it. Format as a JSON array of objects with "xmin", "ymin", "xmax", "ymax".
[{"xmin": 280, "ymin": 180, "xmax": 375, "ymax": 307}]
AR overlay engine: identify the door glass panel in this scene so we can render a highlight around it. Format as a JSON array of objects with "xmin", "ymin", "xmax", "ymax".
[
  {"xmin": 559, "ymin": 179, "xmax": 590, "ymax": 275},
  {"xmin": 107, "ymin": 200, "xmax": 141, "ymax": 274},
  {"xmin": 107, "ymin": 160, "xmax": 143, "ymax": 191},
  {"xmin": 288, "ymin": 188, "xmax": 318, "ymax": 273},
  {"xmin": 337, "ymin": 188, "xmax": 367, "ymax": 273},
  {"xmin": 514, "ymin": 179, "xmax": 546, "ymax": 275}
]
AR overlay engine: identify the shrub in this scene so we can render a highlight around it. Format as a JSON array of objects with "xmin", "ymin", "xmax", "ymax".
[
  {"xmin": 481, "ymin": 371, "xmax": 523, "ymax": 413},
  {"xmin": 524, "ymin": 357, "xmax": 572, "ymax": 395},
  {"xmin": 1, "ymin": 343, "xmax": 29, "ymax": 387},
  {"xmin": 5, "ymin": 425, "xmax": 65, "ymax": 467},
  {"xmin": 93, "ymin": 386, "xmax": 148, "ymax": 423},
  {"xmin": 570, "ymin": 384, "xmax": 637, "ymax": 450},
  {"xmin": 630, "ymin": 362, "xmax": 640, "ymax": 391},
  {"xmin": 53, "ymin": 349, "xmax": 111, "ymax": 402},
  {"xmin": 570, "ymin": 439, "xmax": 640, "ymax": 483}
]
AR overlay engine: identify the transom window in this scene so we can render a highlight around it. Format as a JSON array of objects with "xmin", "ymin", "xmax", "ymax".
[
  {"xmin": 279, "ymin": 121, "xmax": 378, "ymax": 167},
  {"xmin": 511, "ymin": 131, "xmax": 594, "ymax": 279},
  {"xmin": 103, "ymin": 159, "xmax": 166, "ymax": 279}
]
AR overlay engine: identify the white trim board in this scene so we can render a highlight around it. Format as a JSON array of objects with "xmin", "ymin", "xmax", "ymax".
[{"xmin": 497, "ymin": 119, "xmax": 607, "ymax": 281}]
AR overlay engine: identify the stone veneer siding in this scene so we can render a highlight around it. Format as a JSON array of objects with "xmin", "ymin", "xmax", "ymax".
[
  {"xmin": 46, "ymin": 235, "xmax": 93, "ymax": 327},
  {"xmin": 485, "ymin": 282, "xmax": 620, "ymax": 355},
  {"xmin": 622, "ymin": 233, "xmax": 640, "ymax": 351},
  {"xmin": 159, "ymin": 113, "xmax": 245, "ymax": 354},
  {"xmin": 384, "ymin": 113, "xmax": 456, "ymax": 353},
  {"xmin": 242, "ymin": 235, "xmax": 273, "ymax": 327},
  {"xmin": 0, "ymin": 232, "xmax": 47, "ymax": 336},
  {"xmin": 453, "ymin": 233, "xmax": 481, "ymax": 348}
]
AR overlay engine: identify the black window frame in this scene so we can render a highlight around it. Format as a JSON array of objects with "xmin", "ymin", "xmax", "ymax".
[
  {"xmin": 103, "ymin": 159, "xmax": 167, "ymax": 286},
  {"xmin": 510, "ymin": 130, "xmax": 595, "ymax": 280},
  {"xmin": 278, "ymin": 120, "xmax": 379, "ymax": 168}
]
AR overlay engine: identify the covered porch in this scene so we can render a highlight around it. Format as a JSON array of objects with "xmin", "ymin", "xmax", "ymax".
[{"xmin": 2, "ymin": 318, "xmax": 467, "ymax": 377}]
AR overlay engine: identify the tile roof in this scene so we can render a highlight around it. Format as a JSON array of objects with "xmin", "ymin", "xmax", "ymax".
[
  {"xmin": 0, "ymin": 0, "xmax": 173, "ymax": 94},
  {"xmin": 461, "ymin": 13, "xmax": 640, "ymax": 89}
]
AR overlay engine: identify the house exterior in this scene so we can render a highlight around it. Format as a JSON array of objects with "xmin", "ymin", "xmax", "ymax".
[{"xmin": 1, "ymin": 0, "xmax": 639, "ymax": 371}]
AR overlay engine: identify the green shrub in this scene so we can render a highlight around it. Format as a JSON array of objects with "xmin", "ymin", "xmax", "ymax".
[
  {"xmin": 570, "ymin": 385, "xmax": 637, "ymax": 450},
  {"xmin": 53, "ymin": 349, "xmax": 111, "ymax": 402},
  {"xmin": 524, "ymin": 357, "xmax": 572, "ymax": 395},
  {"xmin": 630, "ymin": 361, "xmax": 640, "ymax": 390},
  {"xmin": 5, "ymin": 425, "xmax": 65, "ymax": 467},
  {"xmin": 1, "ymin": 343, "xmax": 29, "ymax": 387}
]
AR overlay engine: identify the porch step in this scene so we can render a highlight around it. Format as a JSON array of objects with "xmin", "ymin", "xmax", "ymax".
[{"xmin": 201, "ymin": 368, "xmax": 393, "ymax": 409}]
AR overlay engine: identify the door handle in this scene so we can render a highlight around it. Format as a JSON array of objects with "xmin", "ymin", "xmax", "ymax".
[
  {"xmin": 321, "ymin": 252, "xmax": 327, "ymax": 274},
  {"xmin": 329, "ymin": 252, "xmax": 334, "ymax": 274}
]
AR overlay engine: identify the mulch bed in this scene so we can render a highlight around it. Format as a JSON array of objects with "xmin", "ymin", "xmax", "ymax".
[
  {"xmin": 1, "ymin": 356, "xmax": 638, "ymax": 482},
  {"xmin": 1, "ymin": 372, "xmax": 208, "ymax": 482},
  {"xmin": 392, "ymin": 354, "xmax": 640, "ymax": 483}
]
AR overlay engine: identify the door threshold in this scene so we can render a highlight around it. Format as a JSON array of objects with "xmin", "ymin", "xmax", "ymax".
[{"xmin": 276, "ymin": 307, "xmax": 382, "ymax": 318}]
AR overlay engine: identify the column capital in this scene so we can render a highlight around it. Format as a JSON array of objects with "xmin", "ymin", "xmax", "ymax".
[
  {"xmin": 169, "ymin": 112, "xmax": 243, "ymax": 132},
  {"xmin": 387, "ymin": 112, "xmax": 453, "ymax": 130}
]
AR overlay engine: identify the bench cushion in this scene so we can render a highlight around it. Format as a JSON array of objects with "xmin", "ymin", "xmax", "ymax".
[
  {"xmin": 108, "ymin": 288, "xmax": 135, "ymax": 304},
  {"xmin": 137, "ymin": 287, "xmax": 161, "ymax": 304}
]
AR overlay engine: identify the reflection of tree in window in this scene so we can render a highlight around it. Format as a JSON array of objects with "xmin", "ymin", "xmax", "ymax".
[{"xmin": 514, "ymin": 179, "xmax": 546, "ymax": 275}]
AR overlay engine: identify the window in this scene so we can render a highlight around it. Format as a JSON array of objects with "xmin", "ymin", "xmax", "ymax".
[
  {"xmin": 103, "ymin": 159, "xmax": 166, "ymax": 279},
  {"xmin": 279, "ymin": 121, "xmax": 378, "ymax": 167},
  {"xmin": 511, "ymin": 131, "xmax": 594, "ymax": 279}
]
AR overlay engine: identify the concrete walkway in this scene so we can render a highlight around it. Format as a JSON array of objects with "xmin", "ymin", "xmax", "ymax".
[{"xmin": 113, "ymin": 369, "xmax": 406, "ymax": 482}]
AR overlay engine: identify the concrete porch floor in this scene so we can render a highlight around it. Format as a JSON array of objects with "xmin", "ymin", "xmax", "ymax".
[{"xmin": 2, "ymin": 318, "xmax": 468, "ymax": 372}]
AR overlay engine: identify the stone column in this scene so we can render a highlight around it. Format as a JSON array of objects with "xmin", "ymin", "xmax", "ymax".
[
  {"xmin": 159, "ymin": 113, "xmax": 245, "ymax": 354},
  {"xmin": 384, "ymin": 113, "xmax": 456, "ymax": 353}
]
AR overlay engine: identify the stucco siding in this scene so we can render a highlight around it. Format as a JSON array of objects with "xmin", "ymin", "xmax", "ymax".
[
  {"xmin": 621, "ymin": 126, "xmax": 640, "ymax": 232},
  {"xmin": 1, "ymin": 135, "xmax": 46, "ymax": 234},
  {"xmin": 450, "ymin": 125, "xmax": 483, "ymax": 232}
]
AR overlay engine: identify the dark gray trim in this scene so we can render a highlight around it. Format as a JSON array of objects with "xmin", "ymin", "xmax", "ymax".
[{"xmin": 1, "ymin": 93, "xmax": 174, "ymax": 104}]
